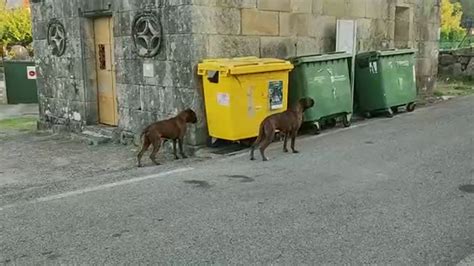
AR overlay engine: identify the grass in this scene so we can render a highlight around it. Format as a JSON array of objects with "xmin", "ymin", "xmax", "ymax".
[
  {"xmin": 433, "ymin": 79, "xmax": 474, "ymax": 97},
  {"xmin": 0, "ymin": 117, "xmax": 37, "ymax": 131}
]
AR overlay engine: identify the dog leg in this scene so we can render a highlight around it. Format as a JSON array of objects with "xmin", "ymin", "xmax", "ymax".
[
  {"xmin": 137, "ymin": 136, "xmax": 151, "ymax": 167},
  {"xmin": 172, "ymin": 139, "xmax": 179, "ymax": 160},
  {"xmin": 149, "ymin": 139, "xmax": 162, "ymax": 165},
  {"xmin": 259, "ymin": 138, "xmax": 271, "ymax": 161},
  {"xmin": 283, "ymin": 133, "xmax": 289, "ymax": 153},
  {"xmin": 178, "ymin": 138, "xmax": 187, "ymax": 159},
  {"xmin": 250, "ymin": 144, "xmax": 257, "ymax": 161},
  {"xmin": 291, "ymin": 131, "xmax": 299, "ymax": 154}
]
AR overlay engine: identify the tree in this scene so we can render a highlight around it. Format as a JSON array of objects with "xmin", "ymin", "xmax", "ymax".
[
  {"xmin": 441, "ymin": 0, "xmax": 466, "ymax": 42},
  {"xmin": 0, "ymin": 0, "xmax": 32, "ymax": 50}
]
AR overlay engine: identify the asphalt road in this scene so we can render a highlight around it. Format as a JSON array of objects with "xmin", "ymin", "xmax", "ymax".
[{"xmin": 1, "ymin": 96, "xmax": 473, "ymax": 264}]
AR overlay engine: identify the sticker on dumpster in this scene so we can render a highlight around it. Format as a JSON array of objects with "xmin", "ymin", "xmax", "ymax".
[
  {"xmin": 269, "ymin": 80, "xmax": 283, "ymax": 110},
  {"xmin": 217, "ymin": 92, "xmax": 230, "ymax": 106},
  {"xmin": 247, "ymin": 87, "xmax": 256, "ymax": 117},
  {"xmin": 369, "ymin": 61, "xmax": 378, "ymax": 74},
  {"xmin": 27, "ymin": 66, "xmax": 37, "ymax": 79}
]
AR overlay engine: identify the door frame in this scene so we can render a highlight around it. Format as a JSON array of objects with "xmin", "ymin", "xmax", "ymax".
[
  {"xmin": 93, "ymin": 16, "xmax": 118, "ymax": 126},
  {"xmin": 78, "ymin": 9, "xmax": 118, "ymax": 126}
]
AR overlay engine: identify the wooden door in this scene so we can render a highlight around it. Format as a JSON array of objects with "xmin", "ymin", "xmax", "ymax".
[{"xmin": 94, "ymin": 17, "xmax": 118, "ymax": 126}]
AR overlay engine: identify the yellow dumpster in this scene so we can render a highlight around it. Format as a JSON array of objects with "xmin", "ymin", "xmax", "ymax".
[{"xmin": 198, "ymin": 57, "xmax": 294, "ymax": 141}]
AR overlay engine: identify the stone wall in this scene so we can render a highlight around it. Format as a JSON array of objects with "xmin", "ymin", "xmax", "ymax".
[
  {"xmin": 30, "ymin": 0, "xmax": 440, "ymax": 148},
  {"xmin": 438, "ymin": 48, "xmax": 474, "ymax": 79},
  {"xmin": 31, "ymin": 0, "xmax": 207, "ymax": 147},
  {"xmin": 189, "ymin": 0, "xmax": 440, "ymax": 92}
]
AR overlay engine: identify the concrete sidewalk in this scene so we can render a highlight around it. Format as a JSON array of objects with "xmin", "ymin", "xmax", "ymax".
[{"xmin": 0, "ymin": 104, "xmax": 39, "ymax": 120}]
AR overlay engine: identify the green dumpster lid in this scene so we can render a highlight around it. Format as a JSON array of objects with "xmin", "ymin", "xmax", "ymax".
[
  {"xmin": 289, "ymin": 52, "xmax": 352, "ymax": 66},
  {"xmin": 357, "ymin": 48, "xmax": 418, "ymax": 58}
]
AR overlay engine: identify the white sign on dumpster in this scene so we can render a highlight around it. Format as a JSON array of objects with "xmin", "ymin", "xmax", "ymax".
[{"xmin": 27, "ymin": 66, "xmax": 37, "ymax": 79}]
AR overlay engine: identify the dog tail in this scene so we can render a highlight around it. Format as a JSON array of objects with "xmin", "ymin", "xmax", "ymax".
[
  {"xmin": 137, "ymin": 125, "xmax": 151, "ymax": 146},
  {"xmin": 252, "ymin": 121, "xmax": 266, "ymax": 148}
]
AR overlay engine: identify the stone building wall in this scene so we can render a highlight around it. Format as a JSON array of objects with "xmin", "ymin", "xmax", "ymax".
[
  {"xmin": 30, "ymin": 0, "xmax": 207, "ymax": 147},
  {"xmin": 30, "ymin": 0, "xmax": 440, "ymax": 148},
  {"xmin": 188, "ymin": 0, "xmax": 440, "ymax": 92}
]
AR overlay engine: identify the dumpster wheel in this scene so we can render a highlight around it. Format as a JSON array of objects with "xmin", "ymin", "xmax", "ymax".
[
  {"xmin": 407, "ymin": 102, "xmax": 416, "ymax": 112},
  {"xmin": 313, "ymin": 122, "xmax": 321, "ymax": 135},
  {"xmin": 342, "ymin": 114, "xmax": 352, "ymax": 127},
  {"xmin": 363, "ymin": 112, "xmax": 372, "ymax": 119},
  {"xmin": 391, "ymin": 106, "xmax": 399, "ymax": 114},
  {"xmin": 385, "ymin": 108, "xmax": 394, "ymax": 118}
]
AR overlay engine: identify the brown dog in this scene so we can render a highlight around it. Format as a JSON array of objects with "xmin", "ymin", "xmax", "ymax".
[
  {"xmin": 250, "ymin": 97, "xmax": 315, "ymax": 161},
  {"xmin": 137, "ymin": 109, "xmax": 197, "ymax": 167}
]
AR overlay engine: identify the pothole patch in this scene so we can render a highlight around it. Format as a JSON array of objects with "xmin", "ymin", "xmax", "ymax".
[{"xmin": 458, "ymin": 184, "xmax": 474, "ymax": 193}]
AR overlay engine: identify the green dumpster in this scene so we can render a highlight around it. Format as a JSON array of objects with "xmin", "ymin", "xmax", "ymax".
[
  {"xmin": 354, "ymin": 49, "xmax": 417, "ymax": 118},
  {"xmin": 4, "ymin": 60, "xmax": 38, "ymax": 104},
  {"xmin": 289, "ymin": 52, "xmax": 353, "ymax": 131}
]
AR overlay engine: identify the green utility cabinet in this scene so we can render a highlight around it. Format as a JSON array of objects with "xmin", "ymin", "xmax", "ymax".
[
  {"xmin": 4, "ymin": 60, "xmax": 38, "ymax": 104},
  {"xmin": 289, "ymin": 52, "xmax": 353, "ymax": 131},
  {"xmin": 354, "ymin": 49, "xmax": 417, "ymax": 117}
]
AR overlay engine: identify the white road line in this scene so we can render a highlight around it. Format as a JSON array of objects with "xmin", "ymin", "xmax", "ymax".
[
  {"xmin": 458, "ymin": 253, "xmax": 474, "ymax": 266},
  {"xmin": 218, "ymin": 119, "xmax": 376, "ymax": 163},
  {"xmin": 0, "ymin": 167, "xmax": 193, "ymax": 212}
]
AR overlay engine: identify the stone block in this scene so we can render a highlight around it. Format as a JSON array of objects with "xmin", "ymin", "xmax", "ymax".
[
  {"xmin": 322, "ymin": 0, "xmax": 346, "ymax": 17},
  {"xmin": 356, "ymin": 18, "xmax": 372, "ymax": 38},
  {"xmin": 320, "ymin": 37, "xmax": 335, "ymax": 53},
  {"xmin": 115, "ymin": 59, "xmax": 141, "ymax": 85},
  {"xmin": 32, "ymin": 21, "xmax": 47, "ymax": 40},
  {"xmin": 260, "ymin": 37, "xmax": 297, "ymax": 58},
  {"xmin": 192, "ymin": 6, "xmax": 241, "ymax": 35},
  {"xmin": 192, "ymin": 0, "xmax": 257, "ymax": 8},
  {"xmin": 85, "ymin": 101, "xmax": 99, "ymax": 124},
  {"xmin": 417, "ymin": 41, "xmax": 439, "ymax": 58},
  {"xmin": 291, "ymin": 0, "xmax": 312, "ymax": 13},
  {"xmin": 242, "ymin": 9, "xmax": 279, "ymax": 36},
  {"xmin": 163, "ymin": 5, "xmax": 194, "ymax": 34},
  {"xmin": 139, "ymin": 85, "xmax": 164, "ymax": 112},
  {"xmin": 167, "ymin": 34, "xmax": 207, "ymax": 61},
  {"xmin": 312, "ymin": 0, "xmax": 323, "ymax": 14},
  {"xmin": 206, "ymin": 35, "xmax": 260, "ymax": 58},
  {"xmin": 114, "ymin": 36, "xmax": 137, "ymax": 60},
  {"xmin": 296, "ymin": 37, "xmax": 321, "ymax": 55},
  {"xmin": 114, "ymin": 0, "xmax": 165, "ymax": 11},
  {"xmin": 114, "ymin": 11, "xmax": 133, "ymax": 37},
  {"xmin": 257, "ymin": 0, "xmax": 291, "ymax": 11},
  {"xmin": 416, "ymin": 58, "xmax": 438, "ymax": 76},
  {"xmin": 346, "ymin": 0, "xmax": 366, "ymax": 18},
  {"xmin": 63, "ymin": 18, "xmax": 81, "ymax": 42},
  {"xmin": 365, "ymin": 0, "xmax": 389, "ymax": 19},
  {"xmin": 280, "ymin": 13, "xmax": 316, "ymax": 37},
  {"xmin": 314, "ymin": 15, "xmax": 336, "ymax": 39},
  {"xmin": 117, "ymin": 83, "xmax": 140, "ymax": 109},
  {"xmin": 148, "ymin": 61, "xmax": 193, "ymax": 88}
]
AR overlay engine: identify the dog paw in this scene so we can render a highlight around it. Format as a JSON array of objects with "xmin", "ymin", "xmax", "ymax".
[
  {"xmin": 283, "ymin": 149, "xmax": 289, "ymax": 153},
  {"xmin": 292, "ymin": 150, "xmax": 300, "ymax": 154},
  {"xmin": 262, "ymin": 158, "xmax": 269, "ymax": 161},
  {"xmin": 250, "ymin": 157, "xmax": 255, "ymax": 161},
  {"xmin": 181, "ymin": 155, "xmax": 188, "ymax": 159}
]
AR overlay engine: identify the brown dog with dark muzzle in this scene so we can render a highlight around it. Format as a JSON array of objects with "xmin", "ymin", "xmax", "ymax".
[
  {"xmin": 250, "ymin": 97, "xmax": 315, "ymax": 161},
  {"xmin": 137, "ymin": 109, "xmax": 197, "ymax": 167}
]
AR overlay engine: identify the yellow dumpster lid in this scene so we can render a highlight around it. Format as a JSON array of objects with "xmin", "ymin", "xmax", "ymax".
[{"xmin": 198, "ymin": 57, "xmax": 294, "ymax": 75}]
